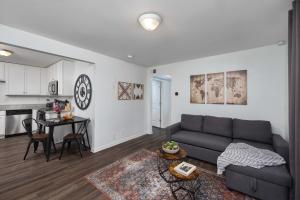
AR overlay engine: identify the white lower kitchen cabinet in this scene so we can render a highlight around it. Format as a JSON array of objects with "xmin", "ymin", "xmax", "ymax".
[{"xmin": 0, "ymin": 111, "xmax": 6, "ymax": 139}]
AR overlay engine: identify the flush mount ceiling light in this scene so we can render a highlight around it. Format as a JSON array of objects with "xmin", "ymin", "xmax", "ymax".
[
  {"xmin": 0, "ymin": 49, "xmax": 13, "ymax": 57},
  {"xmin": 127, "ymin": 54, "xmax": 133, "ymax": 59},
  {"xmin": 138, "ymin": 13, "xmax": 162, "ymax": 31}
]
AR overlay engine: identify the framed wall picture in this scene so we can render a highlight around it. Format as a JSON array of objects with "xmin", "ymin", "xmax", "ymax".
[
  {"xmin": 118, "ymin": 82, "xmax": 132, "ymax": 100},
  {"xmin": 207, "ymin": 72, "xmax": 224, "ymax": 104},
  {"xmin": 226, "ymin": 70, "xmax": 247, "ymax": 105},
  {"xmin": 132, "ymin": 83, "xmax": 144, "ymax": 100},
  {"xmin": 190, "ymin": 74, "xmax": 205, "ymax": 104}
]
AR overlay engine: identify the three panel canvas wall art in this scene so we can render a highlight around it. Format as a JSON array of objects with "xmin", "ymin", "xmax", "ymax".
[
  {"xmin": 226, "ymin": 70, "xmax": 247, "ymax": 105},
  {"xmin": 190, "ymin": 70, "xmax": 247, "ymax": 105},
  {"xmin": 207, "ymin": 72, "xmax": 225, "ymax": 104},
  {"xmin": 190, "ymin": 74, "xmax": 205, "ymax": 104}
]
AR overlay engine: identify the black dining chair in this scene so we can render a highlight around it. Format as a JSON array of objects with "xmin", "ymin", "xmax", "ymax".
[
  {"xmin": 59, "ymin": 119, "xmax": 90, "ymax": 159},
  {"xmin": 22, "ymin": 118, "xmax": 57, "ymax": 160}
]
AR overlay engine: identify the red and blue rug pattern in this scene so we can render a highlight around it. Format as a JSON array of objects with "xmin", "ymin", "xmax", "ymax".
[{"xmin": 85, "ymin": 149, "xmax": 249, "ymax": 200}]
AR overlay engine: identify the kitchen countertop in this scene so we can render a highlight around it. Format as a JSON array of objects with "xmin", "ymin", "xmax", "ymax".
[{"xmin": 0, "ymin": 104, "xmax": 47, "ymax": 111}]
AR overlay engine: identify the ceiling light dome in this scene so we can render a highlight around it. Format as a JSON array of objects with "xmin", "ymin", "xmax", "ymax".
[
  {"xmin": 138, "ymin": 13, "xmax": 162, "ymax": 31},
  {"xmin": 0, "ymin": 49, "xmax": 13, "ymax": 57}
]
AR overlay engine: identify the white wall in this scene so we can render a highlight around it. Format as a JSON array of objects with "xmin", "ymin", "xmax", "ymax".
[
  {"xmin": 147, "ymin": 45, "xmax": 289, "ymax": 139},
  {"xmin": 93, "ymin": 58, "xmax": 147, "ymax": 152},
  {"xmin": 0, "ymin": 24, "xmax": 148, "ymax": 152}
]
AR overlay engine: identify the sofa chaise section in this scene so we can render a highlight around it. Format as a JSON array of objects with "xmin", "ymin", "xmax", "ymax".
[{"xmin": 166, "ymin": 114, "xmax": 291, "ymax": 200}]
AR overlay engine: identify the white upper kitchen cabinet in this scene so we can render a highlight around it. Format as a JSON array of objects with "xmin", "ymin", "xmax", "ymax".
[
  {"xmin": 0, "ymin": 62, "xmax": 5, "ymax": 81},
  {"xmin": 5, "ymin": 60, "xmax": 74, "ymax": 96},
  {"xmin": 25, "ymin": 66, "xmax": 41, "ymax": 95},
  {"xmin": 48, "ymin": 62, "xmax": 60, "ymax": 81},
  {"xmin": 6, "ymin": 63, "xmax": 42, "ymax": 95},
  {"xmin": 48, "ymin": 60, "xmax": 74, "ymax": 96},
  {"xmin": 61, "ymin": 60, "xmax": 74, "ymax": 96},
  {"xmin": 6, "ymin": 63, "xmax": 25, "ymax": 95},
  {"xmin": 40, "ymin": 68, "xmax": 49, "ymax": 95}
]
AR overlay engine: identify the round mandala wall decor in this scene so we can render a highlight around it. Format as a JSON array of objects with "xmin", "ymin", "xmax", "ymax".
[{"xmin": 74, "ymin": 74, "xmax": 92, "ymax": 110}]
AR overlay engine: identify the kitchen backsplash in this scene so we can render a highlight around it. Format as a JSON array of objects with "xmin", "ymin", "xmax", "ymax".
[{"xmin": 0, "ymin": 96, "xmax": 72, "ymax": 110}]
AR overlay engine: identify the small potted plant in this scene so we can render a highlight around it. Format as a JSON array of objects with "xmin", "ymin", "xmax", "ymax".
[{"xmin": 162, "ymin": 141, "xmax": 180, "ymax": 154}]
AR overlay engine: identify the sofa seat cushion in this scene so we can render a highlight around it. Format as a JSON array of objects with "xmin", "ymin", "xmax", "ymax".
[
  {"xmin": 171, "ymin": 130, "xmax": 232, "ymax": 152},
  {"xmin": 233, "ymin": 139, "xmax": 274, "ymax": 151},
  {"xmin": 226, "ymin": 164, "xmax": 291, "ymax": 187},
  {"xmin": 181, "ymin": 114, "xmax": 203, "ymax": 132},
  {"xmin": 233, "ymin": 119, "xmax": 272, "ymax": 144},
  {"xmin": 203, "ymin": 116, "xmax": 233, "ymax": 137}
]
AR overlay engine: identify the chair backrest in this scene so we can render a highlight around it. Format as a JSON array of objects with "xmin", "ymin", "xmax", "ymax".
[
  {"xmin": 22, "ymin": 118, "xmax": 33, "ymax": 137},
  {"xmin": 77, "ymin": 119, "xmax": 91, "ymax": 135},
  {"xmin": 36, "ymin": 110, "xmax": 45, "ymax": 121}
]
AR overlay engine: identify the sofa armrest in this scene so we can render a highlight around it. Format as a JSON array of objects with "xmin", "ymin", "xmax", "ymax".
[
  {"xmin": 165, "ymin": 122, "xmax": 181, "ymax": 140},
  {"xmin": 272, "ymin": 134, "xmax": 289, "ymax": 163}
]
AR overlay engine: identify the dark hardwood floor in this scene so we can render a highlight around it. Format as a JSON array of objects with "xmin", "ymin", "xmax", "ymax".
[{"xmin": 0, "ymin": 131, "xmax": 215, "ymax": 200}]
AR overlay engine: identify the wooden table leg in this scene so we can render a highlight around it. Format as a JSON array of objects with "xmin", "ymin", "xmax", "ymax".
[
  {"xmin": 72, "ymin": 123, "xmax": 75, "ymax": 134},
  {"xmin": 46, "ymin": 126, "xmax": 54, "ymax": 162}
]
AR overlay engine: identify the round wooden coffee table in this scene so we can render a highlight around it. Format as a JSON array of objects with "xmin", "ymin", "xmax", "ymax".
[
  {"xmin": 156, "ymin": 148, "xmax": 187, "ymax": 160},
  {"xmin": 156, "ymin": 148, "xmax": 187, "ymax": 182},
  {"xmin": 168, "ymin": 162, "xmax": 200, "ymax": 200}
]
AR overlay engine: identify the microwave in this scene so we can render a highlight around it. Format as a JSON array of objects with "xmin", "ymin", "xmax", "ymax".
[{"xmin": 48, "ymin": 80, "xmax": 58, "ymax": 95}]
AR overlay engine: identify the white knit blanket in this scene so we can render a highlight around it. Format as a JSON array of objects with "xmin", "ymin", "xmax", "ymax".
[{"xmin": 217, "ymin": 143, "xmax": 286, "ymax": 175}]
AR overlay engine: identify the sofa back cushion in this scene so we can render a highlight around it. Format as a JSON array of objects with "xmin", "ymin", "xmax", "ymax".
[
  {"xmin": 181, "ymin": 114, "xmax": 203, "ymax": 132},
  {"xmin": 203, "ymin": 116, "xmax": 233, "ymax": 137},
  {"xmin": 233, "ymin": 119, "xmax": 272, "ymax": 144}
]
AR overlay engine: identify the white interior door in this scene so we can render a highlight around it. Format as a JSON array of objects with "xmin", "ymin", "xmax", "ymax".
[{"xmin": 152, "ymin": 80, "xmax": 161, "ymax": 127}]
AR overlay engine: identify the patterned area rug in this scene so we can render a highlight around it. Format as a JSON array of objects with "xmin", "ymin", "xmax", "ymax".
[{"xmin": 85, "ymin": 149, "xmax": 248, "ymax": 200}]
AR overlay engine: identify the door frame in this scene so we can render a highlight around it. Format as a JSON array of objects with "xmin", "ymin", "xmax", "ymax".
[{"xmin": 151, "ymin": 78, "xmax": 162, "ymax": 128}]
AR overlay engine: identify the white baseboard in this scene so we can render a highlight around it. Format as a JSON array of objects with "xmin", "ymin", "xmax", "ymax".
[{"xmin": 91, "ymin": 133, "xmax": 146, "ymax": 153}]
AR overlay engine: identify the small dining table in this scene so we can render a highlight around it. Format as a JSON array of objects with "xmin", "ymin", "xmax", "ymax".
[{"xmin": 37, "ymin": 116, "xmax": 90, "ymax": 162}]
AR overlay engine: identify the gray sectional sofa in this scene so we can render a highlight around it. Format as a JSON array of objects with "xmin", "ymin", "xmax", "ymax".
[{"xmin": 166, "ymin": 114, "xmax": 291, "ymax": 200}]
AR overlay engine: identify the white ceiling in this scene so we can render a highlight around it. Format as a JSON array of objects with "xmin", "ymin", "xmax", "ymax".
[
  {"xmin": 0, "ymin": 44, "xmax": 64, "ymax": 67},
  {"xmin": 0, "ymin": 0, "xmax": 292, "ymax": 67}
]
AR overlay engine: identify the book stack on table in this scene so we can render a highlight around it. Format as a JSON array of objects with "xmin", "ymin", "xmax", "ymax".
[{"xmin": 174, "ymin": 162, "xmax": 196, "ymax": 176}]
